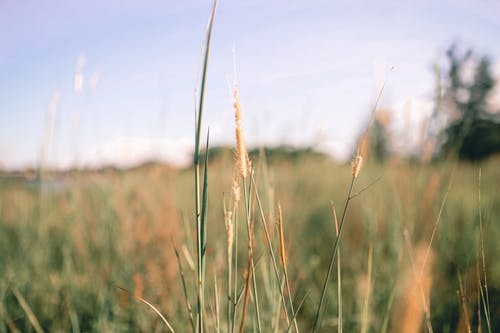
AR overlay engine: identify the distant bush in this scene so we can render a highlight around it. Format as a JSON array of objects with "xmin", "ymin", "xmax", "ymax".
[
  {"xmin": 437, "ymin": 44, "xmax": 500, "ymax": 161},
  {"xmin": 199, "ymin": 145, "xmax": 328, "ymax": 164}
]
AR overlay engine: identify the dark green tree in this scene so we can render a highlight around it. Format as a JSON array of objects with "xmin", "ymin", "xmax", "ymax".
[
  {"xmin": 439, "ymin": 44, "xmax": 500, "ymax": 161},
  {"xmin": 368, "ymin": 114, "xmax": 390, "ymax": 163}
]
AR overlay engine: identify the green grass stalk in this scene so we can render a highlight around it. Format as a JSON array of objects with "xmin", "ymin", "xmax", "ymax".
[
  {"xmin": 243, "ymin": 175, "xmax": 262, "ymax": 332},
  {"xmin": 331, "ymin": 204, "xmax": 342, "ymax": 333},
  {"xmin": 251, "ymin": 172, "xmax": 292, "ymax": 327},
  {"xmin": 231, "ymin": 202, "xmax": 239, "ymax": 333},
  {"xmin": 478, "ymin": 168, "xmax": 491, "ymax": 333},
  {"xmin": 193, "ymin": 2, "xmax": 217, "ymax": 332},
  {"xmin": 278, "ymin": 204, "xmax": 300, "ymax": 333},
  {"xmin": 312, "ymin": 82, "xmax": 385, "ymax": 333},
  {"xmin": 360, "ymin": 243, "xmax": 373, "ymax": 333},
  {"xmin": 311, "ymin": 176, "xmax": 356, "ymax": 332},
  {"xmin": 174, "ymin": 244, "xmax": 196, "ymax": 332}
]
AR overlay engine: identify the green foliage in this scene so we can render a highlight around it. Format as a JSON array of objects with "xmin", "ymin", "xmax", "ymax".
[
  {"xmin": 369, "ymin": 118, "xmax": 390, "ymax": 163},
  {"xmin": 439, "ymin": 45, "xmax": 500, "ymax": 160},
  {"xmin": 1, "ymin": 157, "xmax": 500, "ymax": 331},
  {"xmin": 199, "ymin": 145, "xmax": 327, "ymax": 165}
]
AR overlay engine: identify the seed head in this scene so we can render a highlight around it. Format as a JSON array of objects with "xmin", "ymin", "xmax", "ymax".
[
  {"xmin": 233, "ymin": 86, "xmax": 249, "ymax": 179},
  {"xmin": 225, "ymin": 211, "xmax": 234, "ymax": 258},
  {"xmin": 352, "ymin": 155, "xmax": 363, "ymax": 178},
  {"xmin": 232, "ymin": 178, "xmax": 241, "ymax": 208}
]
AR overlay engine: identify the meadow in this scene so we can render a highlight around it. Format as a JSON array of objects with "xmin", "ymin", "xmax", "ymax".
[
  {"xmin": 1, "ymin": 2, "xmax": 499, "ymax": 332},
  {"xmin": 0, "ymin": 151, "xmax": 498, "ymax": 332}
]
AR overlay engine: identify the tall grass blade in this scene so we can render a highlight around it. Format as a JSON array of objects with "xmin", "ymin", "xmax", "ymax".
[
  {"xmin": 403, "ymin": 230, "xmax": 433, "ymax": 333},
  {"xmin": 360, "ymin": 243, "xmax": 373, "ymax": 333},
  {"xmin": 251, "ymin": 172, "xmax": 292, "ymax": 325},
  {"xmin": 193, "ymin": 2, "xmax": 218, "ymax": 332},
  {"xmin": 116, "ymin": 286, "xmax": 176, "ymax": 333},
  {"xmin": 380, "ymin": 281, "xmax": 397, "ymax": 333},
  {"xmin": 11, "ymin": 287, "xmax": 44, "ymax": 333},
  {"xmin": 285, "ymin": 290, "xmax": 310, "ymax": 333},
  {"xmin": 311, "ymin": 177, "xmax": 355, "ymax": 332},
  {"xmin": 239, "ymin": 246, "xmax": 253, "ymax": 333},
  {"xmin": 420, "ymin": 166, "xmax": 455, "ymax": 278},
  {"xmin": 243, "ymin": 173, "xmax": 262, "ymax": 333},
  {"xmin": 331, "ymin": 203, "xmax": 342, "ymax": 333},
  {"xmin": 478, "ymin": 168, "xmax": 491, "ymax": 333},
  {"xmin": 278, "ymin": 204, "xmax": 300, "ymax": 333},
  {"xmin": 457, "ymin": 271, "xmax": 472, "ymax": 333},
  {"xmin": 201, "ymin": 130, "xmax": 210, "ymax": 270},
  {"xmin": 312, "ymin": 81, "xmax": 385, "ymax": 333},
  {"xmin": 174, "ymin": 243, "xmax": 196, "ymax": 332},
  {"xmin": 214, "ymin": 270, "xmax": 221, "ymax": 333}
]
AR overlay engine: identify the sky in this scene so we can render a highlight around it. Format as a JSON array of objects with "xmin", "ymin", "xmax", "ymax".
[{"xmin": 1, "ymin": 0, "xmax": 499, "ymax": 169}]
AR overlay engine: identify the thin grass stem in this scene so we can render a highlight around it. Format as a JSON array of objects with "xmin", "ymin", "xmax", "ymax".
[
  {"xmin": 311, "ymin": 177, "xmax": 355, "ymax": 332},
  {"xmin": 116, "ymin": 286, "xmax": 175, "ymax": 333},
  {"xmin": 331, "ymin": 204, "xmax": 342, "ymax": 333},
  {"xmin": 477, "ymin": 168, "xmax": 491, "ymax": 333},
  {"xmin": 243, "ymin": 175, "xmax": 262, "ymax": 332},
  {"xmin": 193, "ymin": 2, "xmax": 218, "ymax": 332},
  {"xmin": 251, "ymin": 172, "xmax": 292, "ymax": 326},
  {"xmin": 174, "ymin": 243, "xmax": 196, "ymax": 332},
  {"xmin": 278, "ymin": 204, "xmax": 300, "ymax": 333},
  {"xmin": 11, "ymin": 287, "xmax": 44, "ymax": 333}
]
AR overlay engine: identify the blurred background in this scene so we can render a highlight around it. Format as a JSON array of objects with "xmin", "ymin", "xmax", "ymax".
[
  {"xmin": 0, "ymin": 1, "xmax": 499, "ymax": 332},
  {"xmin": 1, "ymin": 0, "xmax": 499, "ymax": 169}
]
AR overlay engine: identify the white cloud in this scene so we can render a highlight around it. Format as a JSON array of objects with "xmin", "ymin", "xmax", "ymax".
[
  {"xmin": 316, "ymin": 139, "xmax": 353, "ymax": 161},
  {"xmin": 387, "ymin": 96, "xmax": 434, "ymax": 154},
  {"xmin": 487, "ymin": 59, "xmax": 500, "ymax": 112},
  {"xmin": 78, "ymin": 137, "xmax": 194, "ymax": 169}
]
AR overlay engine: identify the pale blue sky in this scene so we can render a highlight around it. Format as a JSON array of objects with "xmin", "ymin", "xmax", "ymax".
[{"xmin": 1, "ymin": 0, "xmax": 499, "ymax": 169}]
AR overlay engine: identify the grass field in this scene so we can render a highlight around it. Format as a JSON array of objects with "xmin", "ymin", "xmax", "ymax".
[
  {"xmin": 1, "ymin": 2, "xmax": 499, "ymax": 332},
  {"xmin": 0, "ymin": 152, "xmax": 498, "ymax": 332}
]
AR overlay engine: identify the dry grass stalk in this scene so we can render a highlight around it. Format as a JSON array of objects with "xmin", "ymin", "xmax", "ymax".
[
  {"xmin": 233, "ymin": 85, "xmax": 250, "ymax": 179},
  {"xmin": 214, "ymin": 270, "xmax": 221, "ymax": 333},
  {"xmin": 457, "ymin": 271, "xmax": 472, "ymax": 333},
  {"xmin": 476, "ymin": 258, "xmax": 483, "ymax": 333},
  {"xmin": 239, "ymin": 222, "xmax": 255, "ymax": 333},
  {"xmin": 278, "ymin": 204, "xmax": 300, "ymax": 333},
  {"xmin": 133, "ymin": 273, "xmax": 144, "ymax": 300},
  {"xmin": 6, "ymin": 319, "xmax": 20, "ymax": 333},
  {"xmin": 182, "ymin": 244, "xmax": 195, "ymax": 271},
  {"xmin": 11, "ymin": 287, "xmax": 44, "ymax": 333},
  {"xmin": 225, "ymin": 210, "xmax": 234, "ymax": 263},
  {"xmin": 394, "ymin": 240, "xmax": 435, "ymax": 333},
  {"xmin": 359, "ymin": 243, "xmax": 373, "ymax": 333},
  {"xmin": 116, "ymin": 286, "xmax": 176, "ymax": 333},
  {"xmin": 277, "ymin": 205, "xmax": 287, "ymax": 268}
]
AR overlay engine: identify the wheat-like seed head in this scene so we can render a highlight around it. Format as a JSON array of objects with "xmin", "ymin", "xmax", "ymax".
[
  {"xmin": 233, "ymin": 86, "xmax": 249, "ymax": 179},
  {"xmin": 225, "ymin": 210, "xmax": 234, "ymax": 259},
  {"xmin": 352, "ymin": 154, "xmax": 363, "ymax": 178},
  {"xmin": 232, "ymin": 178, "xmax": 241, "ymax": 209}
]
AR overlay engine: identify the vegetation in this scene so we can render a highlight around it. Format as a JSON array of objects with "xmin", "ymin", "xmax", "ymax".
[
  {"xmin": 437, "ymin": 44, "xmax": 500, "ymax": 161},
  {"xmin": 1, "ymin": 154, "xmax": 499, "ymax": 332},
  {"xmin": 1, "ymin": 3, "xmax": 499, "ymax": 333}
]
